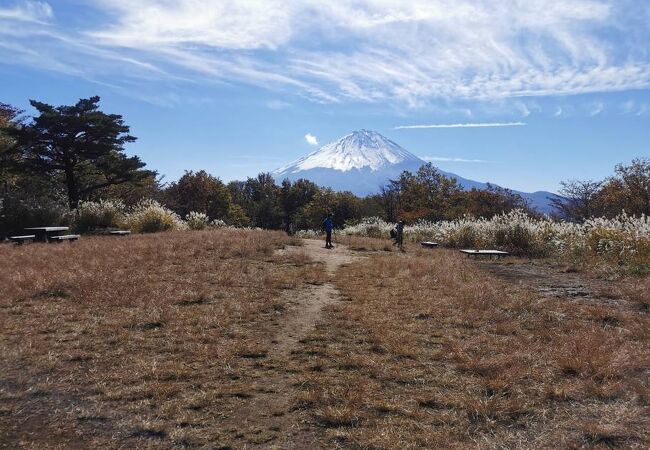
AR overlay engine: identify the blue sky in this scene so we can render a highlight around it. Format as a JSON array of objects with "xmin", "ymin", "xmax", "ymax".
[{"xmin": 1, "ymin": 0, "xmax": 649, "ymax": 193}]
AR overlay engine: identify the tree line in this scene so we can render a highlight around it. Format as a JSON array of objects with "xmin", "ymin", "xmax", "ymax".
[
  {"xmin": 551, "ymin": 160, "xmax": 650, "ymax": 221},
  {"xmin": 1, "ymin": 97, "xmax": 647, "ymax": 237}
]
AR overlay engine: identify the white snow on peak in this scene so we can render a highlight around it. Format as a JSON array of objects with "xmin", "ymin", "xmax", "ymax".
[{"xmin": 275, "ymin": 130, "xmax": 422, "ymax": 174}]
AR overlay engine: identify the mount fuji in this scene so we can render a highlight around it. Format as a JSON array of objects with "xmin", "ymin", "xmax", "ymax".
[{"xmin": 273, "ymin": 130, "xmax": 558, "ymax": 213}]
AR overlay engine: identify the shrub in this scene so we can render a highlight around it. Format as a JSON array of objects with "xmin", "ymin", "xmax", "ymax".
[
  {"xmin": 186, "ymin": 211, "xmax": 210, "ymax": 230},
  {"xmin": 493, "ymin": 222, "xmax": 545, "ymax": 256},
  {"xmin": 74, "ymin": 199, "xmax": 126, "ymax": 233},
  {"xmin": 124, "ymin": 200, "xmax": 187, "ymax": 233},
  {"xmin": 1, "ymin": 195, "xmax": 71, "ymax": 238},
  {"xmin": 447, "ymin": 224, "xmax": 481, "ymax": 249},
  {"xmin": 210, "ymin": 219, "xmax": 227, "ymax": 228},
  {"xmin": 341, "ymin": 217, "xmax": 392, "ymax": 239},
  {"xmin": 340, "ymin": 210, "xmax": 649, "ymax": 272}
]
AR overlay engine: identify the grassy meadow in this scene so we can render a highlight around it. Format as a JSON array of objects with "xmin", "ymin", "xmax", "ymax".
[
  {"xmin": 1, "ymin": 228, "xmax": 648, "ymax": 449},
  {"xmin": 294, "ymin": 247, "xmax": 649, "ymax": 448},
  {"xmin": 1, "ymin": 229, "xmax": 324, "ymax": 447}
]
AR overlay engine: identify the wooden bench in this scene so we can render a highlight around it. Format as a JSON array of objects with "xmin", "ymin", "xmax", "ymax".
[
  {"xmin": 108, "ymin": 230, "xmax": 131, "ymax": 236},
  {"xmin": 49, "ymin": 234, "xmax": 80, "ymax": 243},
  {"xmin": 9, "ymin": 235, "xmax": 36, "ymax": 245},
  {"xmin": 421, "ymin": 241, "xmax": 439, "ymax": 248},
  {"xmin": 460, "ymin": 249, "xmax": 509, "ymax": 259}
]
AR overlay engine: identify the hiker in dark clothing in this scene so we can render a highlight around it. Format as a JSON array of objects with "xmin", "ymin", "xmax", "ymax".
[
  {"xmin": 395, "ymin": 220, "xmax": 405, "ymax": 250},
  {"xmin": 323, "ymin": 214, "xmax": 334, "ymax": 249}
]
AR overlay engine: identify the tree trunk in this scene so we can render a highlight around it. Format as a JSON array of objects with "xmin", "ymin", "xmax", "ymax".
[{"xmin": 64, "ymin": 166, "xmax": 79, "ymax": 209}]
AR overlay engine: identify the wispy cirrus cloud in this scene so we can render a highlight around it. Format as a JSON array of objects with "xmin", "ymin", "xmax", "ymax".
[
  {"xmin": 0, "ymin": 1, "xmax": 52, "ymax": 23},
  {"xmin": 266, "ymin": 100, "xmax": 291, "ymax": 110},
  {"xmin": 395, "ymin": 122, "xmax": 526, "ymax": 130},
  {"xmin": 621, "ymin": 100, "xmax": 649, "ymax": 116},
  {"xmin": 1, "ymin": 0, "xmax": 650, "ymax": 107},
  {"xmin": 589, "ymin": 101, "xmax": 605, "ymax": 116}
]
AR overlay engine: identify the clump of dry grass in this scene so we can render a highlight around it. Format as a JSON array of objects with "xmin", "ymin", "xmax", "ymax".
[
  {"xmin": 618, "ymin": 278, "xmax": 650, "ymax": 311},
  {"xmin": 339, "ymin": 235, "xmax": 397, "ymax": 253},
  {"xmin": 0, "ymin": 229, "xmax": 324, "ymax": 448},
  {"xmin": 292, "ymin": 246, "xmax": 649, "ymax": 448}
]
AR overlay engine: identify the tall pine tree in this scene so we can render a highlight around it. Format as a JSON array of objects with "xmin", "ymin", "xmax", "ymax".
[{"xmin": 8, "ymin": 96, "xmax": 153, "ymax": 209}]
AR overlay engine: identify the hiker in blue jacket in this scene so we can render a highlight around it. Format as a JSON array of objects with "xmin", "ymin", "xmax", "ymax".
[{"xmin": 323, "ymin": 213, "xmax": 334, "ymax": 249}]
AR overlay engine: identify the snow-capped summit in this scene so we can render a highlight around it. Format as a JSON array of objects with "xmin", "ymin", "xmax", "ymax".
[
  {"xmin": 273, "ymin": 130, "xmax": 559, "ymax": 213},
  {"xmin": 275, "ymin": 129, "xmax": 422, "ymax": 174}
]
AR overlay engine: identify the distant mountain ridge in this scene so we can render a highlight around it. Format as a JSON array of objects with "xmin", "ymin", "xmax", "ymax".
[{"xmin": 274, "ymin": 130, "xmax": 559, "ymax": 213}]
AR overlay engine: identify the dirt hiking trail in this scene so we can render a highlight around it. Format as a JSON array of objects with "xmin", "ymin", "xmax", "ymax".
[
  {"xmin": 274, "ymin": 240, "xmax": 361, "ymax": 356},
  {"xmin": 226, "ymin": 239, "xmax": 362, "ymax": 448}
]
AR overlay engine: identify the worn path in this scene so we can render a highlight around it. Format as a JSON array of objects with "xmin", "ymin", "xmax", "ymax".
[{"xmin": 228, "ymin": 239, "xmax": 362, "ymax": 448}]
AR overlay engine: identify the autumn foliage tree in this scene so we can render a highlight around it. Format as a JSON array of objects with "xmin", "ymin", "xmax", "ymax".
[
  {"xmin": 379, "ymin": 163, "xmax": 531, "ymax": 223},
  {"xmin": 606, "ymin": 158, "xmax": 650, "ymax": 216},
  {"xmin": 280, "ymin": 178, "xmax": 319, "ymax": 231},
  {"xmin": 455, "ymin": 185, "xmax": 528, "ymax": 218},
  {"xmin": 164, "ymin": 170, "xmax": 232, "ymax": 220},
  {"xmin": 553, "ymin": 159, "xmax": 649, "ymax": 220}
]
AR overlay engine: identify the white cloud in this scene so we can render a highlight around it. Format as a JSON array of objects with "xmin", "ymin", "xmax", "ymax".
[
  {"xmin": 621, "ymin": 100, "xmax": 649, "ymax": 116},
  {"xmin": 554, "ymin": 107, "xmax": 564, "ymax": 117},
  {"xmin": 423, "ymin": 156, "xmax": 487, "ymax": 163},
  {"xmin": 395, "ymin": 122, "xmax": 526, "ymax": 130},
  {"xmin": 515, "ymin": 102, "xmax": 532, "ymax": 117},
  {"xmin": 0, "ymin": 1, "xmax": 52, "ymax": 23},
  {"xmin": 267, "ymin": 100, "xmax": 291, "ymax": 110},
  {"xmin": 89, "ymin": 0, "xmax": 293, "ymax": 50},
  {"xmin": 1, "ymin": 1, "xmax": 650, "ymax": 105},
  {"xmin": 305, "ymin": 133, "xmax": 319, "ymax": 146},
  {"xmin": 589, "ymin": 101, "xmax": 605, "ymax": 116}
]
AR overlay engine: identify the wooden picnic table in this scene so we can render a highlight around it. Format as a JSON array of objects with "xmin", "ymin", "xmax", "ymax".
[{"xmin": 25, "ymin": 226, "xmax": 70, "ymax": 242}]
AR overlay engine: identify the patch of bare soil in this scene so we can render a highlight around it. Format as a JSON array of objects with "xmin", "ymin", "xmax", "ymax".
[{"xmin": 476, "ymin": 259, "xmax": 623, "ymax": 306}]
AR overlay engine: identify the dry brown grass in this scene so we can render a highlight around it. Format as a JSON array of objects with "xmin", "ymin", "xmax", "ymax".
[
  {"xmin": 292, "ymin": 245, "xmax": 650, "ymax": 449},
  {"xmin": 2, "ymin": 233, "xmax": 648, "ymax": 449},
  {"xmin": 0, "ymin": 229, "xmax": 325, "ymax": 448}
]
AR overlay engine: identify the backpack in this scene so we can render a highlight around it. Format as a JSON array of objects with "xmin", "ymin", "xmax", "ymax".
[{"xmin": 390, "ymin": 228, "xmax": 397, "ymax": 239}]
